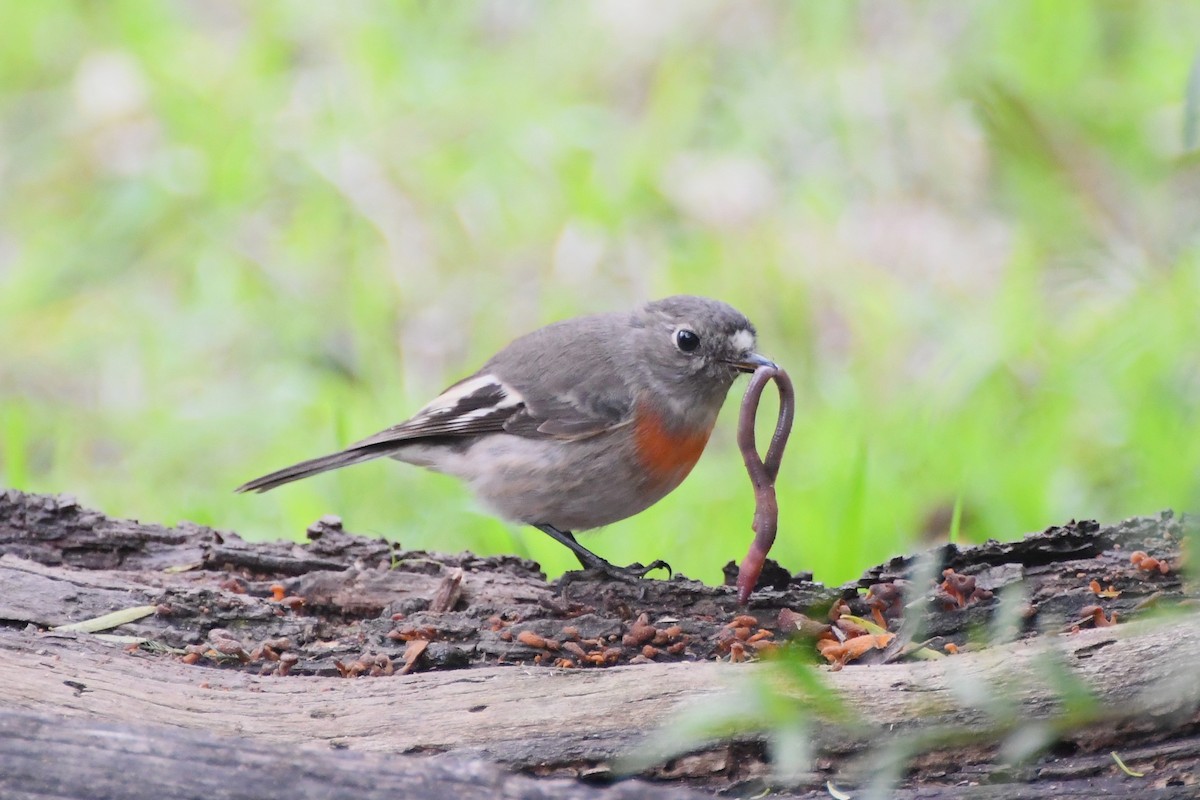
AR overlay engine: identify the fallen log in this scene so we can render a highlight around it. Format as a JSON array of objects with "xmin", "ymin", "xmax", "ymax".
[{"xmin": 1, "ymin": 489, "xmax": 1197, "ymax": 798}]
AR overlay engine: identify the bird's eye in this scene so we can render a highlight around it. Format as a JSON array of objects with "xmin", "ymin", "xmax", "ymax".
[{"xmin": 674, "ymin": 328, "xmax": 700, "ymax": 353}]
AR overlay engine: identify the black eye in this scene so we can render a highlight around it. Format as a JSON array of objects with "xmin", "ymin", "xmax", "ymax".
[{"xmin": 674, "ymin": 328, "xmax": 700, "ymax": 353}]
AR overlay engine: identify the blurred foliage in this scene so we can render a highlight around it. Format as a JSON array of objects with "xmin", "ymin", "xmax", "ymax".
[
  {"xmin": 616, "ymin": 642, "xmax": 856, "ymax": 785},
  {"xmin": 625, "ymin": 607, "xmax": 1200, "ymax": 795},
  {"xmin": 1, "ymin": 1, "xmax": 1198, "ymax": 585}
]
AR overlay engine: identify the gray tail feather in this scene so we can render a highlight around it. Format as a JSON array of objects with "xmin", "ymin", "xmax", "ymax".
[{"xmin": 235, "ymin": 445, "xmax": 394, "ymax": 494}]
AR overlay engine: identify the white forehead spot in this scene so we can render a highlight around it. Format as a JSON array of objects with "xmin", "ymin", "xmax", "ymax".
[{"xmin": 729, "ymin": 329, "xmax": 755, "ymax": 353}]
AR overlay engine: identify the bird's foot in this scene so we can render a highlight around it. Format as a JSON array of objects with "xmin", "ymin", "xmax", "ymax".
[
  {"xmin": 581, "ymin": 558, "xmax": 673, "ymax": 582},
  {"xmin": 533, "ymin": 524, "xmax": 672, "ymax": 581}
]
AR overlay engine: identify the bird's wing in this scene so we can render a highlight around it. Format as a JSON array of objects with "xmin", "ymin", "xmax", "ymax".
[
  {"xmin": 353, "ymin": 312, "xmax": 638, "ymax": 449},
  {"xmin": 236, "ymin": 313, "xmax": 640, "ymax": 495},
  {"xmin": 347, "ymin": 369, "xmax": 631, "ymax": 450},
  {"xmin": 491, "ymin": 314, "xmax": 638, "ymax": 441},
  {"xmin": 347, "ymin": 374, "xmax": 523, "ymax": 447}
]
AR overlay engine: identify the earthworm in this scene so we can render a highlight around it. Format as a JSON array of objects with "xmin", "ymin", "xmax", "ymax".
[{"xmin": 735, "ymin": 365, "xmax": 795, "ymax": 604}]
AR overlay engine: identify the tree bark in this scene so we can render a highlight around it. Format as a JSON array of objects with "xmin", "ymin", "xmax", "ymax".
[{"xmin": 1, "ymin": 489, "xmax": 1196, "ymax": 798}]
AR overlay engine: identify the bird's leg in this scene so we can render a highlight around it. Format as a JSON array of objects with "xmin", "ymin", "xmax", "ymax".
[{"xmin": 532, "ymin": 524, "xmax": 671, "ymax": 579}]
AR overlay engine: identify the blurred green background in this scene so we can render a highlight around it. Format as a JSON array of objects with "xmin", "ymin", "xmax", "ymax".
[{"xmin": 2, "ymin": 1, "xmax": 1198, "ymax": 586}]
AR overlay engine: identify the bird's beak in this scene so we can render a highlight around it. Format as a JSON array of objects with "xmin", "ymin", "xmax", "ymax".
[{"xmin": 726, "ymin": 352, "xmax": 777, "ymax": 374}]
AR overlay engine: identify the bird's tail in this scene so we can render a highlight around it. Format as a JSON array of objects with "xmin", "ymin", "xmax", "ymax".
[{"xmin": 235, "ymin": 444, "xmax": 394, "ymax": 494}]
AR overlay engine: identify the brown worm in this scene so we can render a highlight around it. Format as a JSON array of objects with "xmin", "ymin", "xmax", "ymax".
[{"xmin": 735, "ymin": 365, "xmax": 795, "ymax": 604}]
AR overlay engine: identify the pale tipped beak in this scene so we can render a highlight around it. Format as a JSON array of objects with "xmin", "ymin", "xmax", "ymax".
[{"xmin": 726, "ymin": 352, "xmax": 777, "ymax": 374}]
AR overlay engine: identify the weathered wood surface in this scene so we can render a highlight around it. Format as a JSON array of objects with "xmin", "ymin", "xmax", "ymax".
[
  {"xmin": 2, "ymin": 614, "xmax": 1198, "ymax": 774},
  {"xmin": 2, "ymin": 489, "xmax": 1198, "ymax": 798},
  {"xmin": 0, "ymin": 708, "xmax": 712, "ymax": 800}
]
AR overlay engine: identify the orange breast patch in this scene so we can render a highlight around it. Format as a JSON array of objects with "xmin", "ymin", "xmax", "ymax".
[{"xmin": 633, "ymin": 403, "xmax": 714, "ymax": 489}]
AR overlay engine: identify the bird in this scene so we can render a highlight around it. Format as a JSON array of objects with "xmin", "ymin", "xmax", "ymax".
[{"xmin": 237, "ymin": 295, "xmax": 774, "ymax": 578}]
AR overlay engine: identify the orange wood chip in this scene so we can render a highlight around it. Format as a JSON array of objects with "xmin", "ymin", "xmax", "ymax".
[{"xmin": 400, "ymin": 639, "xmax": 429, "ymax": 675}]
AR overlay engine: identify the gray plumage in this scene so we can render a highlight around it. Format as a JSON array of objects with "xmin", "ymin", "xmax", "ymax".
[{"xmin": 236, "ymin": 295, "xmax": 765, "ymax": 533}]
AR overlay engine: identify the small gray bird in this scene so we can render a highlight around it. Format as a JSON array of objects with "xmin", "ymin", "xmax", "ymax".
[{"xmin": 237, "ymin": 295, "xmax": 773, "ymax": 577}]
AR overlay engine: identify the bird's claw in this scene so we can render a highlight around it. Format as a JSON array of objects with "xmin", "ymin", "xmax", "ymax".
[
  {"xmin": 585, "ymin": 558, "xmax": 672, "ymax": 581},
  {"xmin": 628, "ymin": 559, "xmax": 673, "ymax": 579}
]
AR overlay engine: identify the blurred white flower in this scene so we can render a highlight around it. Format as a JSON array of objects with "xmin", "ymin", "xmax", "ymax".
[{"xmin": 72, "ymin": 51, "xmax": 148, "ymax": 124}]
